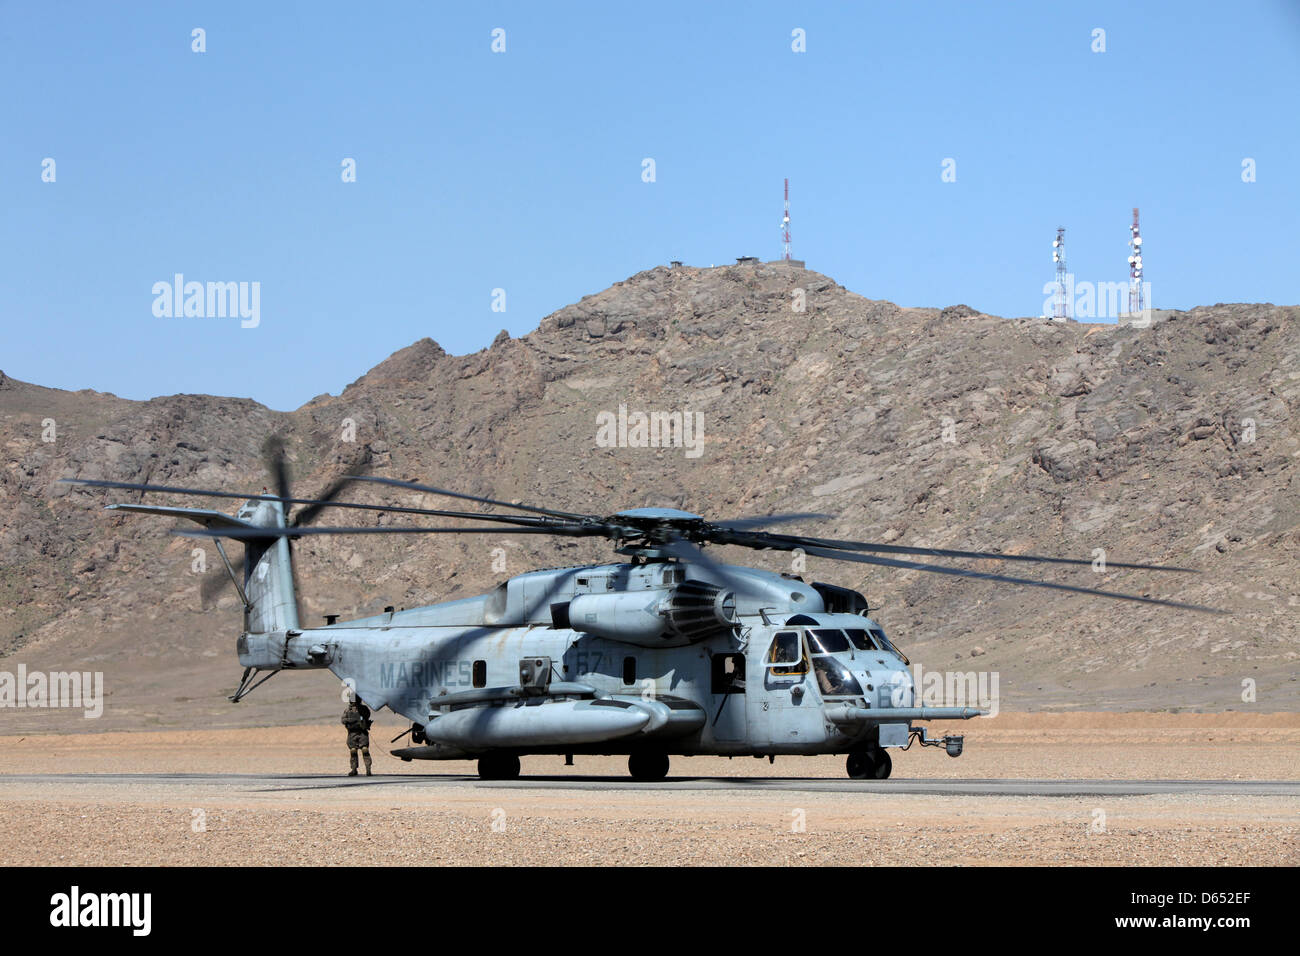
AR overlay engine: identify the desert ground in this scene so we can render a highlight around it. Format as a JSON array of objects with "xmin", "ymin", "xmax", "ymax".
[{"xmin": 1, "ymin": 711, "xmax": 1297, "ymax": 866}]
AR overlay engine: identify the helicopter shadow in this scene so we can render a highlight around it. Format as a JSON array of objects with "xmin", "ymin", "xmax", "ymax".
[{"xmin": 255, "ymin": 773, "xmax": 835, "ymax": 791}]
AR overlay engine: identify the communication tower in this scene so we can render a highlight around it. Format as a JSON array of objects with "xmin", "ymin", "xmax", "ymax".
[
  {"xmin": 1128, "ymin": 208, "xmax": 1144, "ymax": 314},
  {"xmin": 1052, "ymin": 227, "xmax": 1069, "ymax": 320},
  {"xmin": 782, "ymin": 179, "xmax": 791, "ymax": 260}
]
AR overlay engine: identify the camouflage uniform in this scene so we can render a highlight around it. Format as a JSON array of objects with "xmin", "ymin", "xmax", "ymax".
[{"xmin": 341, "ymin": 701, "xmax": 373, "ymax": 776}]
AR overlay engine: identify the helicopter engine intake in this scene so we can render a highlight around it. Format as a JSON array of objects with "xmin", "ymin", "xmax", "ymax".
[{"xmin": 567, "ymin": 580, "xmax": 737, "ymax": 646}]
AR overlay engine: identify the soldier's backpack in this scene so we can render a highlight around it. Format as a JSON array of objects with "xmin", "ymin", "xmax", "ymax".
[{"xmin": 342, "ymin": 708, "xmax": 364, "ymax": 732}]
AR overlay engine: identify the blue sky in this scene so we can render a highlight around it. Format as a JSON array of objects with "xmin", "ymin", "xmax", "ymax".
[{"xmin": 3, "ymin": 1, "xmax": 1298, "ymax": 410}]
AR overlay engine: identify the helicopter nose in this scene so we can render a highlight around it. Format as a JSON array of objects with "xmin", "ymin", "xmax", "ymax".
[{"xmin": 883, "ymin": 675, "xmax": 914, "ymax": 708}]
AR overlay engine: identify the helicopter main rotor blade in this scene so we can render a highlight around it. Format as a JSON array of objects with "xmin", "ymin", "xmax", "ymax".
[
  {"xmin": 61, "ymin": 479, "xmax": 563, "ymax": 527},
  {"xmin": 711, "ymin": 512, "xmax": 832, "ymax": 531},
  {"xmin": 708, "ymin": 527, "xmax": 1197, "ymax": 574},
  {"xmin": 72, "ymin": 466, "xmax": 1214, "ymax": 613},
  {"xmin": 62, "ymin": 477, "xmax": 288, "ymax": 502},
  {"xmin": 793, "ymin": 544, "xmax": 1224, "ymax": 614},
  {"xmin": 171, "ymin": 524, "xmax": 602, "ymax": 541},
  {"xmin": 351, "ymin": 475, "xmax": 592, "ymax": 522}
]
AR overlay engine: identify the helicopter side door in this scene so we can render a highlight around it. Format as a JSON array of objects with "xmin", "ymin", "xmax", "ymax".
[
  {"xmin": 706, "ymin": 646, "xmax": 748, "ymax": 747},
  {"xmin": 746, "ymin": 629, "xmax": 825, "ymax": 753}
]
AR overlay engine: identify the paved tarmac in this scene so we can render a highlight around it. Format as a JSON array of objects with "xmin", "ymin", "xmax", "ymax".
[{"xmin": 4, "ymin": 772, "xmax": 1298, "ymax": 797}]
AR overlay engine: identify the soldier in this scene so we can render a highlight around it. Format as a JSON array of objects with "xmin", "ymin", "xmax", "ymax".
[{"xmin": 341, "ymin": 697, "xmax": 373, "ymax": 776}]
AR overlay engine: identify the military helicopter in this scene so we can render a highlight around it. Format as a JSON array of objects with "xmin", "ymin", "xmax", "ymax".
[{"xmin": 63, "ymin": 440, "xmax": 1216, "ymax": 781}]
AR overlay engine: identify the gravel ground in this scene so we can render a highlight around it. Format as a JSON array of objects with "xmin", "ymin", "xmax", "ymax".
[{"xmin": 2, "ymin": 713, "xmax": 1297, "ymax": 866}]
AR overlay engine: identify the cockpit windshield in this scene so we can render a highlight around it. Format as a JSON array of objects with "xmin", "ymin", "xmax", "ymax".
[
  {"xmin": 846, "ymin": 626, "xmax": 909, "ymax": 663},
  {"xmin": 873, "ymin": 627, "xmax": 908, "ymax": 663},
  {"xmin": 807, "ymin": 628, "xmax": 850, "ymax": 654},
  {"xmin": 813, "ymin": 656, "xmax": 864, "ymax": 698},
  {"xmin": 844, "ymin": 628, "xmax": 879, "ymax": 651}
]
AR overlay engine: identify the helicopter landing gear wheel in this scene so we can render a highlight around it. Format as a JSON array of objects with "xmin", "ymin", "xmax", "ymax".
[
  {"xmin": 846, "ymin": 747, "xmax": 892, "ymax": 780},
  {"xmin": 477, "ymin": 753, "xmax": 521, "ymax": 780},
  {"xmin": 628, "ymin": 751, "xmax": 670, "ymax": 781}
]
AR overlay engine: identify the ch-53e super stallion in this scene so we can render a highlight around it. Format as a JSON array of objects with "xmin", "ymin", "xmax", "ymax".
[{"xmin": 64, "ymin": 439, "xmax": 1217, "ymax": 781}]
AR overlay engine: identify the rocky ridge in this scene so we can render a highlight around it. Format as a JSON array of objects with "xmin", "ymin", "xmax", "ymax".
[{"xmin": 2, "ymin": 260, "xmax": 1297, "ymax": 730}]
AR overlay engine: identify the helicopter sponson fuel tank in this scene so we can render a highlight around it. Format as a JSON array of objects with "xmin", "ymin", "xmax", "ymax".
[
  {"xmin": 423, "ymin": 697, "xmax": 704, "ymax": 749},
  {"xmin": 426, "ymin": 698, "xmax": 646, "ymax": 748}
]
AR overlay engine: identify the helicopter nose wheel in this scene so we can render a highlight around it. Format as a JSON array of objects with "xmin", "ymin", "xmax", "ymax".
[
  {"xmin": 477, "ymin": 753, "xmax": 521, "ymax": 780},
  {"xmin": 628, "ymin": 751, "xmax": 670, "ymax": 781},
  {"xmin": 846, "ymin": 747, "xmax": 892, "ymax": 780}
]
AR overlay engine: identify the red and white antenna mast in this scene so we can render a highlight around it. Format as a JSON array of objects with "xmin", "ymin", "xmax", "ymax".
[
  {"xmin": 782, "ymin": 178, "xmax": 791, "ymax": 260},
  {"xmin": 1128, "ymin": 208, "xmax": 1144, "ymax": 314}
]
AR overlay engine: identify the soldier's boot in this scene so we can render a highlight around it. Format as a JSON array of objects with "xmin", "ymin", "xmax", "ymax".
[
  {"xmin": 348, "ymin": 748, "xmax": 359, "ymax": 776},
  {"xmin": 362, "ymin": 747, "xmax": 372, "ymax": 776}
]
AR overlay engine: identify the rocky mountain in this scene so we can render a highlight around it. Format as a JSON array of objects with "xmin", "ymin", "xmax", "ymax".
[{"xmin": 3, "ymin": 260, "xmax": 1298, "ymax": 731}]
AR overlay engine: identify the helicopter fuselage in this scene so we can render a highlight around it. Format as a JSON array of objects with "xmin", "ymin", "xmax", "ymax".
[
  {"xmin": 238, "ymin": 559, "xmax": 980, "ymax": 766},
  {"xmin": 70, "ymin": 459, "xmax": 1204, "ymax": 780}
]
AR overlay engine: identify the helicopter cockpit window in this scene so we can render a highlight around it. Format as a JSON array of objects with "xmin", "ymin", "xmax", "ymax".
[
  {"xmin": 869, "ymin": 627, "xmax": 909, "ymax": 665},
  {"xmin": 813, "ymin": 657, "xmax": 863, "ymax": 698},
  {"xmin": 845, "ymin": 628, "xmax": 880, "ymax": 651},
  {"xmin": 765, "ymin": 631, "xmax": 807, "ymax": 675},
  {"xmin": 807, "ymin": 628, "xmax": 850, "ymax": 654}
]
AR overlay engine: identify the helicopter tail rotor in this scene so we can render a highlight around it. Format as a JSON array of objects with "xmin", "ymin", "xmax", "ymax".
[
  {"xmin": 249, "ymin": 436, "xmax": 373, "ymax": 630},
  {"xmin": 63, "ymin": 435, "xmax": 372, "ymax": 629}
]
